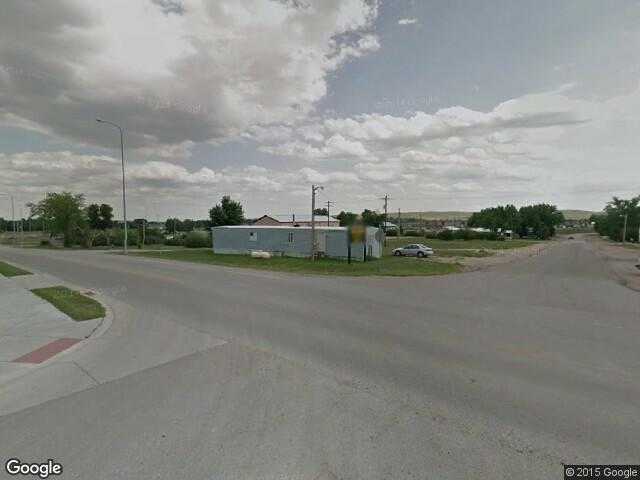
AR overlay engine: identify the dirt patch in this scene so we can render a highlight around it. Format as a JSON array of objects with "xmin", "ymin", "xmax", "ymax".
[
  {"xmin": 585, "ymin": 235, "xmax": 640, "ymax": 291},
  {"xmin": 436, "ymin": 241, "xmax": 557, "ymax": 271}
]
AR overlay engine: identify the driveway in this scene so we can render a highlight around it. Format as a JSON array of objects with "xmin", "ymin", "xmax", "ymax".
[{"xmin": 0, "ymin": 239, "xmax": 638, "ymax": 479}]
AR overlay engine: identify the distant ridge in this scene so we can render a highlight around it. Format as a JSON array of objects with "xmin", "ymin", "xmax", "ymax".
[{"xmin": 396, "ymin": 210, "xmax": 597, "ymax": 221}]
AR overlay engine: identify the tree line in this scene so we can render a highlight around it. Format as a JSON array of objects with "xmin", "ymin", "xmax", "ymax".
[
  {"xmin": 16, "ymin": 192, "xmax": 247, "ymax": 248},
  {"xmin": 467, "ymin": 203, "xmax": 564, "ymax": 239},
  {"xmin": 591, "ymin": 196, "xmax": 639, "ymax": 242}
]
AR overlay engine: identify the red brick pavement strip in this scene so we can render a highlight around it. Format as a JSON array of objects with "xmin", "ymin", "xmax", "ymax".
[{"xmin": 13, "ymin": 338, "xmax": 82, "ymax": 364}]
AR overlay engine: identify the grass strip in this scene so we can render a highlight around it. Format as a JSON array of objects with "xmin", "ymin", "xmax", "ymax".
[
  {"xmin": 31, "ymin": 286, "xmax": 105, "ymax": 321},
  {"xmin": 0, "ymin": 260, "xmax": 31, "ymax": 277},
  {"xmin": 133, "ymin": 250, "xmax": 461, "ymax": 277}
]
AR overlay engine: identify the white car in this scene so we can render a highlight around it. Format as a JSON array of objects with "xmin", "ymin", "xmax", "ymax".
[{"xmin": 392, "ymin": 243, "xmax": 434, "ymax": 257}]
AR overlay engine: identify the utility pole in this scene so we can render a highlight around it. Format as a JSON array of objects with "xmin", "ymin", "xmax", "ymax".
[
  {"xmin": 311, "ymin": 184, "xmax": 323, "ymax": 260},
  {"xmin": 379, "ymin": 194, "xmax": 390, "ymax": 245},
  {"xmin": 622, "ymin": 213, "xmax": 628, "ymax": 243},
  {"xmin": 326, "ymin": 200, "xmax": 334, "ymax": 227},
  {"xmin": 11, "ymin": 195, "xmax": 15, "ymax": 246},
  {"xmin": 0, "ymin": 193, "xmax": 15, "ymax": 245},
  {"xmin": 398, "ymin": 208, "xmax": 401, "ymax": 235}
]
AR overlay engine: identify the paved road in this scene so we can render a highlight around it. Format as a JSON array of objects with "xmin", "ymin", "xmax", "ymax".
[{"xmin": 1, "ymin": 239, "xmax": 639, "ymax": 479}]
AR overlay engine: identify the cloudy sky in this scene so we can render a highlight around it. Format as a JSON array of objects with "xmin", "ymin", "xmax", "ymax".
[{"xmin": 1, "ymin": 0, "xmax": 640, "ymax": 220}]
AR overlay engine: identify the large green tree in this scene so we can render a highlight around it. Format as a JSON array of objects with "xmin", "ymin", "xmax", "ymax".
[
  {"xmin": 517, "ymin": 204, "xmax": 564, "ymax": 239},
  {"xmin": 468, "ymin": 203, "xmax": 563, "ymax": 239},
  {"xmin": 592, "ymin": 196, "xmax": 640, "ymax": 242},
  {"xmin": 467, "ymin": 204, "xmax": 519, "ymax": 232},
  {"xmin": 336, "ymin": 211, "xmax": 357, "ymax": 226},
  {"xmin": 361, "ymin": 209, "xmax": 385, "ymax": 227},
  {"xmin": 31, "ymin": 192, "xmax": 86, "ymax": 247},
  {"xmin": 87, "ymin": 203, "xmax": 113, "ymax": 230},
  {"xmin": 209, "ymin": 196, "xmax": 245, "ymax": 226}
]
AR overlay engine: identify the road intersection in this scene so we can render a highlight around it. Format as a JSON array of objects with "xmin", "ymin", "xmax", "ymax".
[{"xmin": 0, "ymin": 237, "xmax": 638, "ymax": 479}]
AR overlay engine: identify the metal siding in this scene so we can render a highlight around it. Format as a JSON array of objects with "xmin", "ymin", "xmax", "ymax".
[{"xmin": 212, "ymin": 226, "xmax": 382, "ymax": 260}]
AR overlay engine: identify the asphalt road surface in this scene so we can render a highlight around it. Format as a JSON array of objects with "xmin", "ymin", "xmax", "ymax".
[{"xmin": 1, "ymin": 238, "xmax": 639, "ymax": 479}]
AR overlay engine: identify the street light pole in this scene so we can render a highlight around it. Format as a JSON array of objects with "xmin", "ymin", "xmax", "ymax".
[
  {"xmin": 0, "ymin": 193, "xmax": 15, "ymax": 245},
  {"xmin": 310, "ymin": 184, "xmax": 323, "ymax": 260},
  {"xmin": 97, "ymin": 118, "xmax": 128, "ymax": 254}
]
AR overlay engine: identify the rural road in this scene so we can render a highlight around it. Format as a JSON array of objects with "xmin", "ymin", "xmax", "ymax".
[{"xmin": 0, "ymin": 238, "xmax": 639, "ymax": 479}]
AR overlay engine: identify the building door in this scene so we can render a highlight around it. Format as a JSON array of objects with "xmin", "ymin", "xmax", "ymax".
[{"xmin": 317, "ymin": 233, "xmax": 327, "ymax": 253}]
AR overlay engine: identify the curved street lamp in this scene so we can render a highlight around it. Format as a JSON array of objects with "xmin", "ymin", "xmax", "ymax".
[{"xmin": 96, "ymin": 118, "xmax": 128, "ymax": 254}]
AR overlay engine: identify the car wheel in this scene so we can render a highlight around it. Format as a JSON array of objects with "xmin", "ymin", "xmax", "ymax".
[
  {"xmin": 394, "ymin": 250, "xmax": 401, "ymax": 256},
  {"xmin": 417, "ymin": 251, "xmax": 425, "ymax": 258}
]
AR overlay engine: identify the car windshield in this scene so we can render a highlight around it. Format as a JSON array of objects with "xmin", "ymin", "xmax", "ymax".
[{"xmin": 0, "ymin": 3, "xmax": 635, "ymax": 478}]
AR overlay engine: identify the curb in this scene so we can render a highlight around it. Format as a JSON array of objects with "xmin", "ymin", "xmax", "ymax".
[{"xmin": 0, "ymin": 255, "xmax": 116, "ymax": 381}]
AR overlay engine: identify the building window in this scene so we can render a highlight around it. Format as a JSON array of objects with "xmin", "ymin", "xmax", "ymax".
[
  {"xmin": 288, "ymin": 232, "xmax": 294, "ymax": 243},
  {"xmin": 249, "ymin": 231, "xmax": 257, "ymax": 242}
]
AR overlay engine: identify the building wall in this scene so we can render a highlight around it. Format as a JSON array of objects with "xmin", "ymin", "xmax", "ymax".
[{"xmin": 212, "ymin": 226, "xmax": 383, "ymax": 260}]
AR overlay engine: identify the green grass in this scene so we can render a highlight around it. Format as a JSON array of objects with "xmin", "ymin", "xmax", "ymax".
[
  {"xmin": 133, "ymin": 250, "xmax": 461, "ymax": 277},
  {"xmin": 0, "ymin": 260, "xmax": 31, "ymax": 277},
  {"xmin": 31, "ymin": 286, "xmax": 105, "ymax": 321}
]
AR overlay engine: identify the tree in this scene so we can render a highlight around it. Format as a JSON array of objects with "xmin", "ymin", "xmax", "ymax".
[
  {"xmin": 87, "ymin": 204, "xmax": 101, "ymax": 230},
  {"xmin": 182, "ymin": 219, "xmax": 195, "ymax": 232},
  {"xmin": 468, "ymin": 204, "xmax": 519, "ymax": 232},
  {"xmin": 336, "ymin": 211, "xmax": 357, "ymax": 227},
  {"xmin": 361, "ymin": 209, "xmax": 385, "ymax": 227},
  {"xmin": 99, "ymin": 204, "xmax": 113, "ymax": 229},
  {"xmin": 31, "ymin": 192, "xmax": 86, "ymax": 247},
  {"xmin": 593, "ymin": 196, "xmax": 640, "ymax": 242},
  {"xmin": 313, "ymin": 208, "xmax": 328, "ymax": 216},
  {"xmin": 517, "ymin": 204, "xmax": 564, "ymax": 239},
  {"xmin": 468, "ymin": 203, "xmax": 563, "ymax": 239},
  {"xmin": 209, "ymin": 196, "xmax": 245, "ymax": 226},
  {"xmin": 165, "ymin": 218, "xmax": 182, "ymax": 233},
  {"xmin": 87, "ymin": 203, "xmax": 113, "ymax": 230}
]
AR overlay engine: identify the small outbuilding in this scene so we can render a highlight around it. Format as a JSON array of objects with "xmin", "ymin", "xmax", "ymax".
[{"xmin": 212, "ymin": 225, "xmax": 383, "ymax": 261}]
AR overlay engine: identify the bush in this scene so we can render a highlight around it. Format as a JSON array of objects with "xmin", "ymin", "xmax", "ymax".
[
  {"xmin": 403, "ymin": 230, "xmax": 422, "ymax": 237},
  {"xmin": 434, "ymin": 229, "xmax": 499, "ymax": 241},
  {"xmin": 164, "ymin": 234, "xmax": 185, "ymax": 246},
  {"xmin": 143, "ymin": 228, "xmax": 164, "ymax": 245},
  {"xmin": 184, "ymin": 231, "xmax": 211, "ymax": 248},
  {"xmin": 111, "ymin": 229, "xmax": 137, "ymax": 246},
  {"xmin": 385, "ymin": 229, "xmax": 398, "ymax": 237},
  {"xmin": 436, "ymin": 230, "xmax": 454, "ymax": 241},
  {"xmin": 91, "ymin": 232, "xmax": 110, "ymax": 247},
  {"xmin": 40, "ymin": 239, "xmax": 51, "ymax": 247}
]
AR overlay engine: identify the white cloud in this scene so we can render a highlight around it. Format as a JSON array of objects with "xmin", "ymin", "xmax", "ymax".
[
  {"xmin": 398, "ymin": 18, "xmax": 418, "ymax": 26},
  {"xmin": 0, "ymin": 0, "xmax": 379, "ymax": 149}
]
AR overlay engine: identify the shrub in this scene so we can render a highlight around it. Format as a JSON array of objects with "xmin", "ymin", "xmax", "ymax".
[
  {"xmin": 403, "ymin": 230, "xmax": 422, "ymax": 237},
  {"xmin": 436, "ymin": 229, "xmax": 454, "ymax": 241},
  {"xmin": 143, "ymin": 228, "xmax": 164, "ymax": 245},
  {"xmin": 91, "ymin": 232, "xmax": 110, "ymax": 247},
  {"xmin": 111, "ymin": 229, "xmax": 137, "ymax": 246},
  {"xmin": 40, "ymin": 239, "xmax": 51, "ymax": 247},
  {"xmin": 164, "ymin": 234, "xmax": 185, "ymax": 246},
  {"xmin": 184, "ymin": 231, "xmax": 211, "ymax": 248},
  {"xmin": 385, "ymin": 229, "xmax": 398, "ymax": 237}
]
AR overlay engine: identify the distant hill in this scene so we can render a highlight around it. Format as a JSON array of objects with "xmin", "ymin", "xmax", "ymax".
[{"xmin": 397, "ymin": 210, "xmax": 598, "ymax": 221}]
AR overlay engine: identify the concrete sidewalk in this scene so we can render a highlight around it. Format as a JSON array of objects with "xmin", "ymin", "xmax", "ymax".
[
  {"xmin": 0, "ymin": 254, "xmax": 226, "ymax": 417},
  {"xmin": 0, "ymin": 274, "xmax": 102, "ymax": 384}
]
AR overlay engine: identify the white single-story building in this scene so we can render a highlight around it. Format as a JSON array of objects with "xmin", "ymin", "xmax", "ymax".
[{"xmin": 212, "ymin": 225, "xmax": 383, "ymax": 260}]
